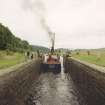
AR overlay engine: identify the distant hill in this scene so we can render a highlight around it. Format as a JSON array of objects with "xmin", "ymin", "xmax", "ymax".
[
  {"xmin": 31, "ymin": 45, "xmax": 50, "ymax": 52},
  {"xmin": 72, "ymin": 48, "xmax": 105, "ymax": 54},
  {"xmin": 92, "ymin": 48, "xmax": 105, "ymax": 51},
  {"xmin": 88, "ymin": 48, "xmax": 105, "ymax": 53},
  {"xmin": 55, "ymin": 48, "xmax": 71, "ymax": 52},
  {"xmin": 74, "ymin": 48, "xmax": 105, "ymax": 51},
  {"xmin": 31, "ymin": 46, "xmax": 105, "ymax": 53}
]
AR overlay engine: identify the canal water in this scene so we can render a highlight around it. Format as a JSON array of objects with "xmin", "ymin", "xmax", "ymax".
[
  {"xmin": 25, "ymin": 57, "xmax": 87, "ymax": 105},
  {"xmin": 25, "ymin": 70, "xmax": 87, "ymax": 105}
]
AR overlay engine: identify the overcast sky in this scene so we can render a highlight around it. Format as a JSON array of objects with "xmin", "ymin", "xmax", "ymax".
[{"xmin": 0, "ymin": 0, "xmax": 105, "ymax": 49}]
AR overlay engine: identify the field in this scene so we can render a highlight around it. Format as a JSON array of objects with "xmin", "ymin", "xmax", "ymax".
[
  {"xmin": 0, "ymin": 51, "xmax": 25, "ymax": 69},
  {"xmin": 72, "ymin": 50, "xmax": 105, "ymax": 67}
]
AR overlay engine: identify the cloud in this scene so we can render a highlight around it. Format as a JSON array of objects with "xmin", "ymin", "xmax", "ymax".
[{"xmin": 0, "ymin": 0, "xmax": 105, "ymax": 49}]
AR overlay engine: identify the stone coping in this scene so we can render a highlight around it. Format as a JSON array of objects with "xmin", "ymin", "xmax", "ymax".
[
  {"xmin": 0, "ymin": 60, "xmax": 33, "ymax": 76},
  {"xmin": 69, "ymin": 57, "xmax": 105, "ymax": 74}
]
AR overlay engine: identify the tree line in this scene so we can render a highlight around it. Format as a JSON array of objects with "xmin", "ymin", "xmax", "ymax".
[
  {"xmin": 31, "ymin": 45, "xmax": 49, "ymax": 53},
  {"xmin": 0, "ymin": 23, "xmax": 31, "ymax": 52}
]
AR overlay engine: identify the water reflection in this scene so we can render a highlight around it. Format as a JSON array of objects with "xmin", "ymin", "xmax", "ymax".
[{"xmin": 25, "ymin": 70, "xmax": 86, "ymax": 105}]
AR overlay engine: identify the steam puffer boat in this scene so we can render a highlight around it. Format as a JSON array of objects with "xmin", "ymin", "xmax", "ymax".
[
  {"xmin": 42, "ymin": 54, "xmax": 61, "ymax": 73},
  {"xmin": 41, "ymin": 33, "xmax": 61, "ymax": 73}
]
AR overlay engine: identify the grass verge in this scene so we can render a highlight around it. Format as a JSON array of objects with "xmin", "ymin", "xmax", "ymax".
[
  {"xmin": 0, "ymin": 51, "xmax": 25, "ymax": 69},
  {"xmin": 72, "ymin": 53, "xmax": 105, "ymax": 67}
]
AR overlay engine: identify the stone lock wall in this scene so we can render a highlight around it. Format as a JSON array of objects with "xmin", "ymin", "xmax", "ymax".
[
  {"xmin": 0, "ymin": 60, "xmax": 41, "ymax": 105},
  {"xmin": 65, "ymin": 58, "xmax": 105, "ymax": 105}
]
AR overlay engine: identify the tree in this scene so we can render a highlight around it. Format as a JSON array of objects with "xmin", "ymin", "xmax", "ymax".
[{"xmin": 0, "ymin": 23, "xmax": 31, "ymax": 52}]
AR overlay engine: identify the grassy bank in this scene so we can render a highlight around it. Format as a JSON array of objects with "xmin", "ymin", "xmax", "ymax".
[
  {"xmin": 72, "ymin": 51, "xmax": 105, "ymax": 67},
  {"xmin": 0, "ymin": 51, "xmax": 25, "ymax": 69}
]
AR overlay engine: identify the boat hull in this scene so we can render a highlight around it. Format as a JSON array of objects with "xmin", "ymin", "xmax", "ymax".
[{"xmin": 41, "ymin": 63, "xmax": 61, "ymax": 73}]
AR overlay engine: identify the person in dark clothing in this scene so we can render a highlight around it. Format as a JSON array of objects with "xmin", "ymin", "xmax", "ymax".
[
  {"xmin": 31, "ymin": 53, "xmax": 34, "ymax": 60},
  {"xmin": 27, "ymin": 51, "xmax": 30, "ymax": 58}
]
